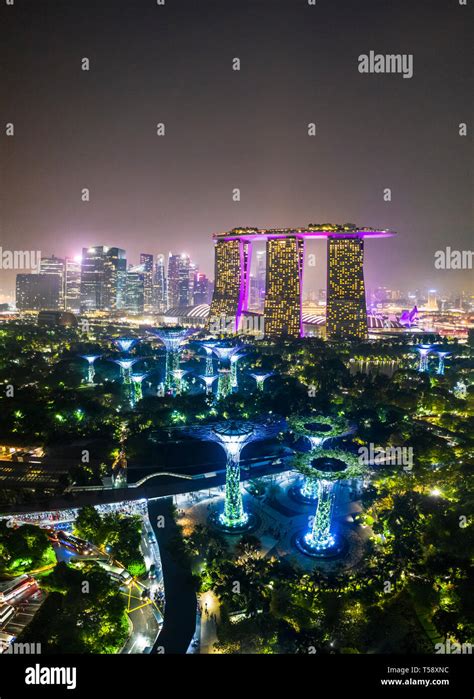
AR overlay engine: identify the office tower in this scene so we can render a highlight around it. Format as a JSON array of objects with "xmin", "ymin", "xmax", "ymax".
[
  {"xmin": 125, "ymin": 265, "xmax": 145, "ymax": 313},
  {"xmin": 427, "ymin": 289, "xmax": 438, "ymax": 311},
  {"xmin": 167, "ymin": 253, "xmax": 192, "ymax": 308},
  {"xmin": 326, "ymin": 237, "xmax": 367, "ymax": 340},
  {"xmin": 80, "ymin": 246, "xmax": 126, "ymax": 312},
  {"xmin": 209, "ymin": 238, "xmax": 251, "ymax": 332},
  {"xmin": 264, "ymin": 236, "xmax": 304, "ymax": 338},
  {"xmin": 193, "ymin": 272, "xmax": 211, "ymax": 305},
  {"xmin": 64, "ymin": 258, "xmax": 81, "ymax": 313},
  {"xmin": 140, "ymin": 253, "xmax": 154, "ymax": 312},
  {"xmin": 16, "ymin": 274, "xmax": 62, "ymax": 311},
  {"xmin": 40, "ymin": 255, "xmax": 65, "ymax": 309},
  {"xmin": 154, "ymin": 253, "xmax": 167, "ymax": 311}
]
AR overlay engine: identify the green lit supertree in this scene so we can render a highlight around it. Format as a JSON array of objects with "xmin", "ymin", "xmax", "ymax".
[
  {"xmin": 288, "ymin": 415, "xmax": 349, "ymax": 501},
  {"xmin": 294, "ymin": 447, "xmax": 365, "ymax": 556},
  {"xmin": 186, "ymin": 419, "xmax": 281, "ymax": 532}
]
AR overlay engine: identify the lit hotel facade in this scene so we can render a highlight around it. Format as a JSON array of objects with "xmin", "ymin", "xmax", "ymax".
[{"xmin": 209, "ymin": 224, "xmax": 395, "ymax": 340}]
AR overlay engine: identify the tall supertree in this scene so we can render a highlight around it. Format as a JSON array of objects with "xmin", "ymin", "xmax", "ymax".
[
  {"xmin": 415, "ymin": 344, "xmax": 432, "ymax": 372},
  {"xmin": 130, "ymin": 372, "xmax": 148, "ymax": 407},
  {"xmin": 249, "ymin": 372, "xmax": 273, "ymax": 391},
  {"xmin": 294, "ymin": 448, "xmax": 364, "ymax": 557},
  {"xmin": 436, "ymin": 351, "xmax": 450, "ymax": 375},
  {"xmin": 230, "ymin": 351, "xmax": 246, "ymax": 389},
  {"xmin": 198, "ymin": 374, "xmax": 217, "ymax": 395},
  {"xmin": 111, "ymin": 357, "xmax": 140, "ymax": 384},
  {"xmin": 210, "ymin": 345, "xmax": 242, "ymax": 400},
  {"xmin": 288, "ymin": 415, "xmax": 349, "ymax": 501},
  {"xmin": 201, "ymin": 341, "xmax": 219, "ymax": 376},
  {"xmin": 114, "ymin": 337, "xmax": 138, "ymax": 353},
  {"xmin": 150, "ymin": 327, "xmax": 192, "ymax": 393},
  {"xmin": 80, "ymin": 355, "xmax": 100, "ymax": 384},
  {"xmin": 171, "ymin": 369, "xmax": 189, "ymax": 395},
  {"xmin": 187, "ymin": 420, "xmax": 281, "ymax": 531}
]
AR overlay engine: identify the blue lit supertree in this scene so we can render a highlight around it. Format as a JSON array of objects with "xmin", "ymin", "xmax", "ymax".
[
  {"xmin": 171, "ymin": 368, "xmax": 189, "ymax": 395},
  {"xmin": 111, "ymin": 357, "xmax": 140, "ymax": 384},
  {"xmin": 436, "ymin": 351, "xmax": 450, "ymax": 376},
  {"xmin": 201, "ymin": 341, "xmax": 220, "ymax": 376},
  {"xmin": 114, "ymin": 337, "xmax": 139, "ymax": 353},
  {"xmin": 294, "ymin": 448, "xmax": 364, "ymax": 557},
  {"xmin": 187, "ymin": 419, "xmax": 281, "ymax": 532},
  {"xmin": 150, "ymin": 327, "xmax": 192, "ymax": 393},
  {"xmin": 249, "ymin": 371, "xmax": 273, "ymax": 391},
  {"xmin": 198, "ymin": 374, "xmax": 218, "ymax": 395},
  {"xmin": 415, "ymin": 344, "xmax": 432, "ymax": 372},
  {"xmin": 80, "ymin": 355, "xmax": 100, "ymax": 384},
  {"xmin": 230, "ymin": 351, "xmax": 246, "ymax": 389},
  {"xmin": 210, "ymin": 345, "xmax": 242, "ymax": 399}
]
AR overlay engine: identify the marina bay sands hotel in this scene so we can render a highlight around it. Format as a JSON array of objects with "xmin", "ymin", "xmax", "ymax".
[{"xmin": 209, "ymin": 223, "xmax": 396, "ymax": 340}]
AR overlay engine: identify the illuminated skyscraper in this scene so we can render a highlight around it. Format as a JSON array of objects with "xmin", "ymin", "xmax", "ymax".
[
  {"xmin": 326, "ymin": 236, "xmax": 367, "ymax": 340},
  {"xmin": 167, "ymin": 253, "xmax": 192, "ymax": 308},
  {"xmin": 154, "ymin": 253, "xmax": 167, "ymax": 311},
  {"xmin": 64, "ymin": 258, "xmax": 81, "ymax": 313},
  {"xmin": 140, "ymin": 253, "xmax": 154, "ymax": 312},
  {"xmin": 40, "ymin": 255, "xmax": 65, "ymax": 309},
  {"xmin": 209, "ymin": 238, "xmax": 251, "ymax": 333},
  {"xmin": 264, "ymin": 236, "xmax": 304, "ymax": 338},
  {"xmin": 80, "ymin": 246, "xmax": 126, "ymax": 312},
  {"xmin": 125, "ymin": 265, "xmax": 145, "ymax": 313}
]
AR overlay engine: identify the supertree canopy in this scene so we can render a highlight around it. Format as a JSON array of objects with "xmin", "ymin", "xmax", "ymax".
[
  {"xmin": 150, "ymin": 327, "xmax": 193, "ymax": 393},
  {"xmin": 198, "ymin": 374, "xmax": 218, "ymax": 394},
  {"xmin": 294, "ymin": 448, "xmax": 365, "ymax": 556},
  {"xmin": 288, "ymin": 415, "xmax": 349, "ymax": 501},
  {"xmin": 187, "ymin": 419, "xmax": 281, "ymax": 531},
  {"xmin": 80, "ymin": 355, "xmax": 100, "ymax": 384},
  {"xmin": 114, "ymin": 337, "xmax": 138, "ymax": 353},
  {"xmin": 201, "ymin": 341, "xmax": 220, "ymax": 376}
]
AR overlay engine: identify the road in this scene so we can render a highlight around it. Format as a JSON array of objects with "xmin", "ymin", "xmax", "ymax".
[{"xmin": 148, "ymin": 498, "xmax": 196, "ymax": 654}]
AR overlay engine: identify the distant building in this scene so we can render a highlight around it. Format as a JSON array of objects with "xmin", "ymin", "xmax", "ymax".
[
  {"xmin": 125, "ymin": 265, "xmax": 145, "ymax": 313},
  {"xmin": 326, "ymin": 237, "xmax": 367, "ymax": 340},
  {"xmin": 16, "ymin": 274, "xmax": 62, "ymax": 311},
  {"xmin": 167, "ymin": 253, "xmax": 192, "ymax": 308},
  {"xmin": 264, "ymin": 236, "xmax": 304, "ymax": 338},
  {"xmin": 193, "ymin": 272, "xmax": 211, "ymax": 305},
  {"xmin": 80, "ymin": 246, "xmax": 127, "ymax": 312},
  {"xmin": 64, "ymin": 258, "xmax": 81, "ymax": 313},
  {"xmin": 154, "ymin": 253, "xmax": 167, "ymax": 311},
  {"xmin": 37, "ymin": 310, "xmax": 77, "ymax": 327},
  {"xmin": 40, "ymin": 255, "xmax": 65, "ymax": 309},
  {"xmin": 140, "ymin": 253, "xmax": 154, "ymax": 312}
]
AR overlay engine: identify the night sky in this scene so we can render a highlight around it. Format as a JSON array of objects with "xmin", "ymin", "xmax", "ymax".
[{"xmin": 1, "ymin": 0, "xmax": 472, "ymax": 300}]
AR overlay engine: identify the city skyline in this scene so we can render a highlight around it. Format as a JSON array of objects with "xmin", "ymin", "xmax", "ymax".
[{"xmin": 1, "ymin": 0, "xmax": 472, "ymax": 299}]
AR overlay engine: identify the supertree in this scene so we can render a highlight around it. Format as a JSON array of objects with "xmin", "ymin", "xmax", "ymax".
[
  {"xmin": 80, "ymin": 355, "xmax": 100, "ymax": 384},
  {"xmin": 436, "ymin": 351, "xmax": 450, "ymax": 376},
  {"xmin": 230, "ymin": 351, "xmax": 246, "ymax": 389},
  {"xmin": 111, "ymin": 357, "xmax": 140, "ymax": 384},
  {"xmin": 287, "ymin": 415, "xmax": 349, "ymax": 502},
  {"xmin": 210, "ymin": 345, "xmax": 242, "ymax": 399},
  {"xmin": 130, "ymin": 372, "xmax": 148, "ymax": 407},
  {"xmin": 187, "ymin": 419, "xmax": 281, "ymax": 532},
  {"xmin": 294, "ymin": 447, "xmax": 365, "ymax": 557},
  {"xmin": 114, "ymin": 337, "xmax": 138, "ymax": 353},
  {"xmin": 150, "ymin": 327, "xmax": 192, "ymax": 393},
  {"xmin": 197, "ymin": 375, "xmax": 218, "ymax": 395},
  {"xmin": 201, "ymin": 341, "xmax": 220, "ymax": 376},
  {"xmin": 415, "ymin": 344, "xmax": 432, "ymax": 372},
  {"xmin": 249, "ymin": 372, "xmax": 273, "ymax": 391},
  {"xmin": 171, "ymin": 369, "xmax": 189, "ymax": 395}
]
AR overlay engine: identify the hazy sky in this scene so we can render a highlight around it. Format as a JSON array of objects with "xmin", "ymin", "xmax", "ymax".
[{"xmin": 1, "ymin": 0, "xmax": 472, "ymax": 300}]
